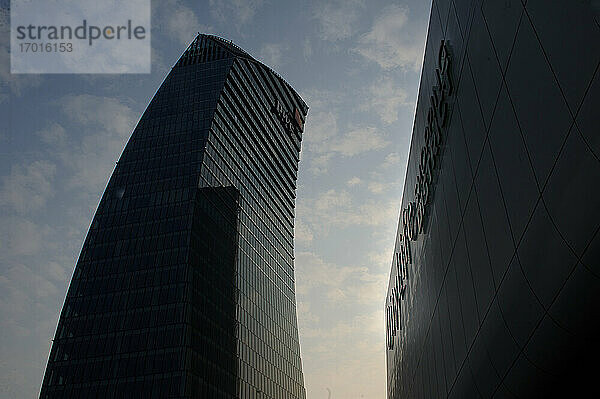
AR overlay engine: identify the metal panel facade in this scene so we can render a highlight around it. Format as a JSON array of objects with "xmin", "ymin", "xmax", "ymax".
[{"xmin": 385, "ymin": 1, "xmax": 600, "ymax": 397}]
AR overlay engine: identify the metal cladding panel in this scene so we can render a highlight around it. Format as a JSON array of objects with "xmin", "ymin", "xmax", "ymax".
[{"xmin": 384, "ymin": 1, "xmax": 600, "ymax": 398}]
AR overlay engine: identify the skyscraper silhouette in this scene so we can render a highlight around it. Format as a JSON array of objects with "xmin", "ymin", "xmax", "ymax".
[{"xmin": 40, "ymin": 34, "xmax": 308, "ymax": 399}]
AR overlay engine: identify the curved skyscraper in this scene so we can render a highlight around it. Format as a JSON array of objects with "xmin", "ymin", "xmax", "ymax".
[
  {"xmin": 385, "ymin": 1, "xmax": 599, "ymax": 398},
  {"xmin": 40, "ymin": 34, "xmax": 308, "ymax": 399}
]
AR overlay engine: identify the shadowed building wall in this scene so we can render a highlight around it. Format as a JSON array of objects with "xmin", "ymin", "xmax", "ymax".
[
  {"xmin": 385, "ymin": 1, "xmax": 600, "ymax": 398},
  {"xmin": 40, "ymin": 34, "xmax": 308, "ymax": 399}
]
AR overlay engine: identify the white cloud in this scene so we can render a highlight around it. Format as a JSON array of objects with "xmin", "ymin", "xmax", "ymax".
[
  {"xmin": 347, "ymin": 176, "xmax": 362, "ymax": 187},
  {"xmin": 297, "ymin": 188, "xmax": 398, "ymax": 233},
  {"xmin": 295, "ymin": 251, "xmax": 387, "ymax": 305},
  {"xmin": 301, "ymin": 87, "xmax": 392, "ymax": 173},
  {"xmin": 368, "ymin": 181, "xmax": 386, "ymax": 194},
  {"xmin": 36, "ymin": 123, "xmax": 67, "ymax": 145},
  {"xmin": 313, "ymin": 189, "xmax": 352, "ymax": 212},
  {"xmin": 306, "ymin": 122, "xmax": 389, "ymax": 158},
  {"xmin": 209, "ymin": 0, "xmax": 264, "ymax": 25},
  {"xmin": 1, "ymin": 218, "xmax": 49, "ymax": 256},
  {"xmin": 0, "ymin": 219, "xmax": 71, "ymax": 398},
  {"xmin": 303, "ymin": 110, "xmax": 389, "ymax": 173},
  {"xmin": 367, "ymin": 246, "xmax": 394, "ymax": 274},
  {"xmin": 57, "ymin": 95, "xmax": 137, "ymax": 192},
  {"xmin": 259, "ymin": 43, "xmax": 287, "ymax": 69},
  {"xmin": 0, "ymin": 93, "xmax": 139, "ymax": 399},
  {"xmin": 304, "ymin": 110, "xmax": 338, "ymax": 147},
  {"xmin": 60, "ymin": 94, "xmax": 136, "ymax": 133},
  {"xmin": 166, "ymin": 8, "xmax": 205, "ymax": 46},
  {"xmin": 301, "ymin": 88, "xmax": 344, "ymax": 111},
  {"xmin": 0, "ymin": 161, "xmax": 56, "ymax": 214},
  {"xmin": 301, "ymin": 110, "xmax": 337, "ymax": 174},
  {"xmin": 295, "ymin": 251, "xmax": 388, "ymax": 398},
  {"xmin": 299, "ymin": 309, "xmax": 384, "ymax": 341},
  {"xmin": 303, "ymin": 37, "xmax": 313, "ymax": 60},
  {"xmin": 300, "ymin": 326, "xmax": 386, "ymax": 399},
  {"xmin": 304, "ymin": 153, "xmax": 333, "ymax": 175},
  {"xmin": 297, "ymin": 301, "xmax": 319, "ymax": 326},
  {"xmin": 330, "ymin": 127, "xmax": 389, "ymax": 156},
  {"xmin": 313, "ymin": 0, "xmax": 365, "ymax": 41},
  {"xmin": 46, "ymin": 261, "xmax": 69, "ymax": 282},
  {"xmin": 382, "ymin": 152, "xmax": 402, "ymax": 168},
  {"xmin": 354, "ymin": 5, "xmax": 426, "ymax": 71},
  {"xmin": 362, "ymin": 76, "xmax": 410, "ymax": 124},
  {"xmin": 294, "ymin": 220, "xmax": 314, "ymax": 243},
  {"xmin": 155, "ymin": 0, "xmax": 211, "ymax": 46}
]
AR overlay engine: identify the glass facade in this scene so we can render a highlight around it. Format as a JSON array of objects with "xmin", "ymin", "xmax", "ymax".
[
  {"xmin": 39, "ymin": 34, "xmax": 308, "ymax": 399},
  {"xmin": 385, "ymin": 1, "xmax": 600, "ymax": 398}
]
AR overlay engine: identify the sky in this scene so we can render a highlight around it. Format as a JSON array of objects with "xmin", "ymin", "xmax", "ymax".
[{"xmin": 0, "ymin": 0, "xmax": 431, "ymax": 397}]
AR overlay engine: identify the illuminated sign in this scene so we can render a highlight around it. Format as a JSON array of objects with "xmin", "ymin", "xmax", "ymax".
[
  {"xmin": 386, "ymin": 40, "xmax": 453, "ymax": 350},
  {"xmin": 295, "ymin": 108, "xmax": 304, "ymax": 132},
  {"xmin": 272, "ymin": 100, "xmax": 303, "ymax": 135}
]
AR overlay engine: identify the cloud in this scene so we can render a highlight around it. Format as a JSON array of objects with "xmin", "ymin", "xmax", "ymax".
[
  {"xmin": 382, "ymin": 152, "xmax": 402, "ymax": 168},
  {"xmin": 36, "ymin": 123, "xmax": 67, "ymax": 145},
  {"xmin": 296, "ymin": 252, "xmax": 387, "ymax": 305},
  {"xmin": 303, "ymin": 37, "xmax": 313, "ymax": 60},
  {"xmin": 295, "ymin": 252, "xmax": 388, "ymax": 398},
  {"xmin": 155, "ymin": 0, "xmax": 211, "ymax": 46},
  {"xmin": 300, "ymin": 326, "xmax": 386, "ymax": 399},
  {"xmin": 259, "ymin": 43, "xmax": 287, "ymax": 69},
  {"xmin": 299, "ymin": 309, "xmax": 384, "ymax": 342},
  {"xmin": 301, "ymin": 88, "xmax": 344, "ymax": 111},
  {"xmin": 294, "ymin": 220, "xmax": 314, "ymax": 243},
  {"xmin": 0, "ymin": 217, "xmax": 71, "ymax": 398},
  {"xmin": 368, "ymin": 181, "xmax": 386, "ymax": 194},
  {"xmin": 313, "ymin": 0, "xmax": 365, "ymax": 41},
  {"xmin": 46, "ymin": 261, "xmax": 69, "ymax": 282},
  {"xmin": 209, "ymin": 0, "xmax": 264, "ymax": 25},
  {"xmin": 297, "ymin": 301, "xmax": 319, "ymax": 325},
  {"xmin": 304, "ymin": 111, "xmax": 338, "ymax": 147},
  {"xmin": 297, "ymin": 188, "xmax": 398, "ymax": 233},
  {"xmin": 301, "ymin": 87, "xmax": 392, "ymax": 173},
  {"xmin": 312, "ymin": 189, "xmax": 351, "ymax": 213},
  {"xmin": 354, "ymin": 5, "xmax": 426, "ymax": 70},
  {"xmin": 1, "ymin": 218, "xmax": 49, "ymax": 256},
  {"xmin": 56, "ymin": 95, "xmax": 137, "ymax": 192},
  {"xmin": 302, "ymin": 110, "xmax": 389, "ymax": 173},
  {"xmin": 0, "ymin": 161, "xmax": 56, "ymax": 214},
  {"xmin": 305, "ymin": 153, "xmax": 333, "ymax": 175},
  {"xmin": 362, "ymin": 76, "xmax": 410, "ymax": 124},
  {"xmin": 300, "ymin": 111, "xmax": 336, "ymax": 174},
  {"xmin": 329, "ymin": 127, "xmax": 389, "ymax": 156},
  {"xmin": 0, "ymin": 93, "xmax": 139, "ymax": 399},
  {"xmin": 347, "ymin": 176, "xmax": 362, "ymax": 187},
  {"xmin": 60, "ymin": 94, "xmax": 136, "ymax": 133},
  {"xmin": 367, "ymin": 245, "xmax": 395, "ymax": 274}
]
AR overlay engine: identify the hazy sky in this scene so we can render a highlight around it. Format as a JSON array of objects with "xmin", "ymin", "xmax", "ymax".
[{"xmin": 0, "ymin": 0, "xmax": 431, "ymax": 397}]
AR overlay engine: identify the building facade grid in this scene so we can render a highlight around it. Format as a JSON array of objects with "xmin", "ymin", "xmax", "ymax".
[
  {"xmin": 40, "ymin": 34, "xmax": 308, "ymax": 399},
  {"xmin": 385, "ymin": 1, "xmax": 600, "ymax": 398}
]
